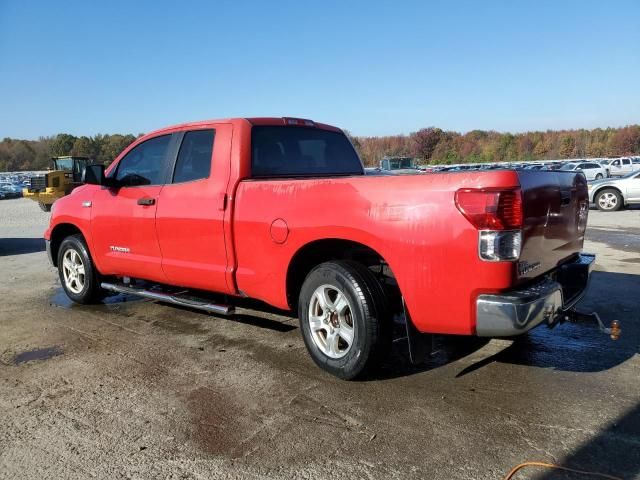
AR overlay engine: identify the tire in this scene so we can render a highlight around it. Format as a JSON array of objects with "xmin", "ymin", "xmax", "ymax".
[
  {"xmin": 595, "ymin": 173, "xmax": 604, "ymax": 180},
  {"xmin": 57, "ymin": 234, "xmax": 104, "ymax": 304},
  {"xmin": 39, "ymin": 202, "xmax": 52, "ymax": 212},
  {"xmin": 298, "ymin": 260, "xmax": 390, "ymax": 380},
  {"xmin": 596, "ymin": 188, "xmax": 623, "ymax": 212}
]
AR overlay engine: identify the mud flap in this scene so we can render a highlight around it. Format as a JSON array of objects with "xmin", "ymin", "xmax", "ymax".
[{"xmin": 402, "ymin": 298, "xmax": 433, "ymax": 364}]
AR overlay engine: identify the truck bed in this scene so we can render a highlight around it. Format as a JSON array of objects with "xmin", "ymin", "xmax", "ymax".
[{"xmin": 231, "ymin": 169, "xmax": 588, "ymax": 335}]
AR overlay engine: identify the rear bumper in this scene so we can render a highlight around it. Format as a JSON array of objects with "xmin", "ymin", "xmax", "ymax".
[{"xmin": 475, "ymin": 253, "xmax": 595, "ymax": 337}]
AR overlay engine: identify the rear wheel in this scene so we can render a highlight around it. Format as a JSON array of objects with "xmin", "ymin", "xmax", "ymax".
[
  {"xmin": 596, "ymin": 188, "xmax": 622, "ymax": 212},
  {"xmin": 298, "ymin": 261, "xmax": 390, "ymax": 380},
  {"xmin": 38, "ymin": 202, "xmax": 52, "ymax": 212},
  {"xmin": 595, "ymin": 173, "xmax": 604, "ymax": 180},
  {"xmin": 57, "ymin": 234, "xmax": 104, "ymax": 304}
]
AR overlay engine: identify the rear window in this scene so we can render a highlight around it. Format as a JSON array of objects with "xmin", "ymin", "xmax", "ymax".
[
  {"xmin": 251, "ymin": 126, "xmax": 363, "ymax": 177},
  {"xmin": 173, "ymin": 129, "xmax": 215, "ymax": 183}
]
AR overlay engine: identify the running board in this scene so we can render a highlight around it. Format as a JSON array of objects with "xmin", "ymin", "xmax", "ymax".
[{"xmin": 100, "ymin": 282, "xmax": 235, "ymax": 316}]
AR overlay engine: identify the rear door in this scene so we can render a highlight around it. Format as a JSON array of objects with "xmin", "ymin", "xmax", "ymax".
[
  {"xmin": 91, "ymin": 134, "xmax": 173, "ymax": 282},
  {"xmin": 155, "ymin": 124, "xmax": 234, "ymax": 293},
  {"xmin": 577, "ymin": 163, "xmax": 593, "ymax": 180}
]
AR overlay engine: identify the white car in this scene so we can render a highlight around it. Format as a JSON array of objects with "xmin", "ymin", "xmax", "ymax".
[
  {"xmin": 560, "ymin": 161, "xmax": 607, "ymax": 181},
  {"xmin": 604, "ymin": 157, "xmax": 639, "ymax": 177}
]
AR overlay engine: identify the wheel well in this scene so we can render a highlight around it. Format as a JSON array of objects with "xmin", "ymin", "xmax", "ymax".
[
  {"xmin": 49, "ymin": 223, "xmax": 83, "ymax": 267},
  {"xmin": 593, "ymin": 186, "xmax": 624, "ymax": 204},
  {"xmin": 286, "ymin": 239, "xmax": 399, "ymax": 311}
]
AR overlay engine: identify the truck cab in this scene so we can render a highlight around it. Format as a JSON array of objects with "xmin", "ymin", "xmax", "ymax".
[{"xmin": 606, "ymin": 157, "xmax": 637, "ymax": 177}]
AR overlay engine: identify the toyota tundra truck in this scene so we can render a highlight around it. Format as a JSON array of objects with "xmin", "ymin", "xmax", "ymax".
[{"xmin": 45, "ymin": 117, "xmax": 605, "ymax": 379}]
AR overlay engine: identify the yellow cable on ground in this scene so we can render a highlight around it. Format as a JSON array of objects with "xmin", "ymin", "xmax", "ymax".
[{"xmin": 504, "ymin": 461, "xmax": 624, "ymax": 480}]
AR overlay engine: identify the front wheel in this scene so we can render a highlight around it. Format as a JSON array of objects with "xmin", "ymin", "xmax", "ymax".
[
  {"xmin": 595, "ymin": 173, "xmax": 604, "ymax": 180},
  {"xmin": 38, "ymin": 201, "xmax": 52, "ymax": 212},
  {"xmin": 596, "ymin": 188, "xmax": 623, "ymax": 212},
  {"xmin": 298, "ymin": 261, "xmax": 390, "ymax": 380},
  {"xmin": 57, "ymin": 234, "xmax": 104, "ymax": 304}
]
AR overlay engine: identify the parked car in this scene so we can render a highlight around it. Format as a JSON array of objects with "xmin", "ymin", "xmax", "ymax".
[
  {"xmin": 0, "ymin": 185, "xmax": 22, "ymax": 198},
  {"xmin": 603, "ymin": 157, "xmax": 638, "ymax": 177},
  {"xmin": 379, "ymin": 156, "xmax": 424, "ymax": 174},
  {"xmin": 588, "ymin": 170, "xmax": 640, "ymax": 211},
  {"xmin": 560, "ymin": 162, "xmax": 607, "ymax": 180},
  {"xmin": 46, "ymin": 117, "xmax": 598, "ymax": 379}
]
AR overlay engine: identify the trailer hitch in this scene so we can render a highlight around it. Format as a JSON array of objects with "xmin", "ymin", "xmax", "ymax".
[{"xmin": 561, "ymin": 310, "xmax": 621, "ymax": 340}]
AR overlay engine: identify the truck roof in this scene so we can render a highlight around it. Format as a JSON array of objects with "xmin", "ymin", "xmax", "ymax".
[{"xmin": 143, "ymin": 117, "xmax": 342, "ymax": 139}]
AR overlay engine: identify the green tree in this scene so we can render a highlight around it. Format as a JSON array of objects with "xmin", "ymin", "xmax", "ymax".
[
  {"xmin": 559, "ymin": 135, "xmax": 576, "ymax": 158},
  {"xmin": 71, "ymin": 136, "xmax": 97, "ymax": 158},
  {"xmin": 99, "ymin": 134, "xmax": 136, "ymax": 165},
  {"xmin": 50, "ymin": 134, "xmax": 77, "ymax": 156}
]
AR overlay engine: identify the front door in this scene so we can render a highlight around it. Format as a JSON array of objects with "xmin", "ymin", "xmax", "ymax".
[
  {"xmin": 90, "ymin": 134, "xmax": 173, "ymax": 282},
  {"xmin": 155, "ymin": 125, "xmax": 233, "ymax": 293},
  {"xmin": 627, "ymin": 172, "xmax": 640, "ymax": 202}
]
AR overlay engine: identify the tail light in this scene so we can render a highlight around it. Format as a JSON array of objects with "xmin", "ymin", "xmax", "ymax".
[
  {"xmin": 455, "ymin": 188, "xmax": 523, "ymax": 261},
  {"xmin": 282, "ymin": 117, "xmax": 315, "ymax": 127},
  {"xmin": 478, "ymin": 230, "xmax": 522, "ymax": 261},
  {"xmin": 455, "ymin": 189, "xmax": 523, "ymax": 230}
]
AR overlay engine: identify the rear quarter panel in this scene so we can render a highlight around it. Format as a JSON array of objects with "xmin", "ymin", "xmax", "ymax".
[{"xmin": 233, "ymin": 171, "xmax": 521, "ymax": 335}]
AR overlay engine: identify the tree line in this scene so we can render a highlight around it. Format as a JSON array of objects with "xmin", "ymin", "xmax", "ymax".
[
  {"xmin": 1, "ymin": 125, "xmax": 639, "ymax": 172},
  {"xmin": 0, "ymin": 133, "xmax": 138, "ymax": 171},
  {"xmin": 349, "ymin": 124, "xmax": 640, "ymax": 166}
]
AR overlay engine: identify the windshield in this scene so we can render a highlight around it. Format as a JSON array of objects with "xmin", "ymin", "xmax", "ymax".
[
  {"xmin": 54, "ymin": 158, "xmax": 74, "ymax": 171},
  {"xmin": 560, "ymin": 163, "xmax": 577, "ymax": 171}
]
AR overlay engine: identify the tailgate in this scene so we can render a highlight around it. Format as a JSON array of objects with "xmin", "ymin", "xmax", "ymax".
[{"xmin": 516, "ymin": 170, "xmax": 589, "ymax": 282}]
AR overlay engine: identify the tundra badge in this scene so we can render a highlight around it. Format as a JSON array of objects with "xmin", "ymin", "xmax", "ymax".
[{"xmin": 518, "ymin": 260, "xmax": 541, "ymax": 276}]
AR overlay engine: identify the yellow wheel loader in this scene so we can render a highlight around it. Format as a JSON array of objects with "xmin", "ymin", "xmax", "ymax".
[{"xmin": 23, "ymin": 156, "xmax": 89, "ymax": 212}]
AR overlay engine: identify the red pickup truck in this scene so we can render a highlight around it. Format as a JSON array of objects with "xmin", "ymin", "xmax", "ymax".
[{"xmin": 46, "ymin": 117, "xmax": 597, "ymax": 379}]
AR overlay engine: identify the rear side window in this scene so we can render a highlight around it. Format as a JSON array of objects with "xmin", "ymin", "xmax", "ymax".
[
  {"xmin": 115, "ymin": 134, "xmax": 171, "ymax": 186},
  {"xmin": 251, "ymin": 126, "xmax": 363, "ymax": 177},
  {"xmin": 173, "ymin": 129, "xmax": 215, "ymax": 183}
]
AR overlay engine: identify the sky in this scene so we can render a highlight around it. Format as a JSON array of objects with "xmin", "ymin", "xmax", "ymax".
[{"xmin": 0, "ymin": 0, "xmax": 639, "ymax": 139}]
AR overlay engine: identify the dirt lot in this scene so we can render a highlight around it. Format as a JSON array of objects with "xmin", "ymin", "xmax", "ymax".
[{"xmin": 0, "ymin": 197, "xmax": 639, "ymax": 480}]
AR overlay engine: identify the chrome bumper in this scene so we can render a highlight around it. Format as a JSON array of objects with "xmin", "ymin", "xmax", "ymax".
[{"xmin": 475, "ymin": 253, "xmax": 595, "ymax": 337}]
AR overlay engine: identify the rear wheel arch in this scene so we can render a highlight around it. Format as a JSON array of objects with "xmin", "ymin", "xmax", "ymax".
[{"xmin": 285, "ymin": 238, "xmax": 400, "ymax": 311}]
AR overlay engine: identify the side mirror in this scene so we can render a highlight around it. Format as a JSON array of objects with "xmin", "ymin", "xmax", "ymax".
[{"xmin": 83, "ymin": 164, "xmax": 106, "ymax": 185}]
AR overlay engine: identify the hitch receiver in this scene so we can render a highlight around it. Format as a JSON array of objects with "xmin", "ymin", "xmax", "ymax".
[{"xmin": 563, "ymin": 310, "xmax": 621, "ymax": 340}]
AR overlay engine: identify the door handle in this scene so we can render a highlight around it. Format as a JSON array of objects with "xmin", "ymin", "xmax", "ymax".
[{"xmin": 137, "ymin": 197, "xmax": 155, "ymax": 206}]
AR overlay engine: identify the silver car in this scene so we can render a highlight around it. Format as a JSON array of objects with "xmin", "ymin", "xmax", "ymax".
[{"xmin": 588, "ymin": 170, "xmax": 640, "ymax": 211}]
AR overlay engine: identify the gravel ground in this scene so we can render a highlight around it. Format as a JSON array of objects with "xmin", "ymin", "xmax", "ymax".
[{"xmin": 0, "ymin": 198, "xmax": 639, "ymax": 480}]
